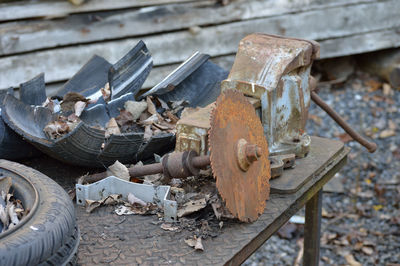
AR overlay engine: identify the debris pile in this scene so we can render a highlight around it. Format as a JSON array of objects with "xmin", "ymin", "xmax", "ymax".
[
  {"xmin": 42, "ymin": 91, "xmax": 182, "ymax": 141},
  {"xmin": 0, "ymin": 176, "xmax": 28, "ymax": 234}
]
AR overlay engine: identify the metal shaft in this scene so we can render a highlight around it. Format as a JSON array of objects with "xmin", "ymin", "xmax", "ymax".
[
  {"xmin": 192, "ymin": 155, "xmax": 211, "ymax": 168},
  {"xmin": 311, "ymin": 91, "xmax": 377, "ymax": 153},
  {"xmin": 128, "ymin": 163, "xmax": 163, "ymax": 177},
  {"xmin": 81, "ymin": 153, "xmax": 211, "ymax": 184}
]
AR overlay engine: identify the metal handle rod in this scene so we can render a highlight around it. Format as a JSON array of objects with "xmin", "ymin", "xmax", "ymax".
[{"xmin": 311, "ymin": 91, "xmax": 377, "ymax": 153}]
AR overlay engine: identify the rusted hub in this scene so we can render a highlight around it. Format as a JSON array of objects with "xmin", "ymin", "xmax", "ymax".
[
  {"xmin": 209, "ymin": 90, "xmax": 270, "ymax": 222},
  {"xmin": 236, "ymin": 138, "xmax": 262, "ymax": 171}
]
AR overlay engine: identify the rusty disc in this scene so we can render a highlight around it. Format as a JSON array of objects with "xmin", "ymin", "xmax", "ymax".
[{"xmin": 209, "ymin": 90, "xmax": 270, "ymax": 222}]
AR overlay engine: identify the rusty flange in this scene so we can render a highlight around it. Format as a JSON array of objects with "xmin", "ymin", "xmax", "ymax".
[{"xmin": 209, "ymin": 90, "xmax": 270, "ymax": 222}]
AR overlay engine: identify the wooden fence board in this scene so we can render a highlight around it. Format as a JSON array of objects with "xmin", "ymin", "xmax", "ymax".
[
  {"xmin": 1, "ymin": 0, "xmax": 399, "ymax": 90},
  {"xmin": 0, "ymin": 0, "xmax": 376, "ymax": 55},
  {"xmin": 0, "ymin": 0, "xmax": 209, "ymax": 22}
]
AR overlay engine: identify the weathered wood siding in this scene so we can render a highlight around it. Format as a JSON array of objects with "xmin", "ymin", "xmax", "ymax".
[{"xmin": 0, "ymin": 0, "xmax": 399, "ymax": 91}]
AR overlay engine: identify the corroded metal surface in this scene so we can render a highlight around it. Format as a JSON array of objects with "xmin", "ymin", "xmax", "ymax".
[
  {"xmin": 209, "ymin": 90, "xmax": 270, "ymax": 222},
  {"xmin": 175, "ymin": 103, "xmax": 214, "ymax": 156},
  {"xmin": 221, "ymin": 33, "xmax": 320, "ymax": 157},
  {"xmin": 270, "ymin": 153, "xmax": 296, "ymax": 179},
  {"xmin": 269, "ymin": 136, "xmax": 344, "ymax": 194},
  {"xmin": 24, "ymin": 136, "xmax": 347, "ymax": 265}
]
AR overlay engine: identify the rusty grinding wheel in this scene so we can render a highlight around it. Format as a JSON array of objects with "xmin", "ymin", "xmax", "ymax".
[{"xmin": 209, "ymin": 90, "xmax": 271, "ymax": 222}]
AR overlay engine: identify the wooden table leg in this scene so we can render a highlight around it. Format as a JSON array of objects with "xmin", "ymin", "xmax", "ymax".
[{"xmin": 303, "ymin": 189, "xmax": 322, "ymax": 266}]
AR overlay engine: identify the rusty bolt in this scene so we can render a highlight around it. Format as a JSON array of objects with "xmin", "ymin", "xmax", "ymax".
[
  {"xmin": 237, "ymin": 139, "xmax": 263, "ymax": 171},
  {"xmin": 245, "ymin": 144, "xmax": 262, "ymax": 163}
]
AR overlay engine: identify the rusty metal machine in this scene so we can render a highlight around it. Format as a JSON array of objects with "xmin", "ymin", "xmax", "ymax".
[
  {"xmin": 171, "ymin": 33, "xmax": 377, "ymax": 221},
  {"xmin": 177, "ymin": 33, "xmax": 376, "ymax": 168},
  {"xmin": 82, "ymin": 34, "xmax": 377, "ymax": 223}
]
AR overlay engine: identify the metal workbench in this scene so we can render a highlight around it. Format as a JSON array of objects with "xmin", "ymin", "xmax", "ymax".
[{"xmin": 22, "ymin": 136, "xmax": 348, "ymax": 265}]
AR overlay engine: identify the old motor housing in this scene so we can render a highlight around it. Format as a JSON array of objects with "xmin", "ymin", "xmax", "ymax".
[{"xmin": 221, "ymin": 33, "xmax": 320, "ymax": 157}]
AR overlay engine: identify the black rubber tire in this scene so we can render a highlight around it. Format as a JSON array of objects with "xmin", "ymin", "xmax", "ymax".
[{"xmin": 0, "ymin": 159, "xmax": 79, "ymax": 266}]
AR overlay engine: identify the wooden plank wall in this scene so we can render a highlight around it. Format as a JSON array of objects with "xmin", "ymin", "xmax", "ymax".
[{"xmin": 0, "ymin": 0, "xmax": 399, "ymax": 92}]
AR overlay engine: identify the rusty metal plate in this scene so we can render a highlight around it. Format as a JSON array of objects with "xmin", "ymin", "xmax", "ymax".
[
  {"xmin": 270, "ymin": 136, "xmax": 345, "ymax": 194},
  {"xmin": 209, "ymin": 90, "xmax": 270, "ymax": 222}
]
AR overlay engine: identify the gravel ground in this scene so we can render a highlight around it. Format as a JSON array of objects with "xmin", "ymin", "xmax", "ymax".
[{"xmin": 244, "ymin": 71, "xmax": 400, "ymax": 265}]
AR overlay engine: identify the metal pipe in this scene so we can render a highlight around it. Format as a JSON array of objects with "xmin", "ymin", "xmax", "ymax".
[
  {"xmin": 192, "ymin": 155, "xmax": 211, "ymax": 168},
  {"xmin": 128, "ymin": 163, "xmax": 163, "ymax": 177},
  {"xmin": 311, "ymin": 91, "xmax": 377, "ymax": 153}
]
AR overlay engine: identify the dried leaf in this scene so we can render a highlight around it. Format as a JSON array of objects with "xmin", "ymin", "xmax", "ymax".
[
  {"xmin": 85, "ymin": 194, "xmax": 123, "ymax": 213},
  {"xmin": 61, "ymin": 92, "xmax": 88, "ymax": 112},
  {"xmin": 177, "ymin": 198, "xmax": 207, "ymax": 218},
  {"xmin": 106, "ymin": 160, "xmax": 130, "ymax": 181},
  {"xmin": 373, "ymin": 205, "xmax": 383, "ymax": 211},
  {"xmin": 42, "ymin": 97, "xmax": 61, "ymax": 113},
  {"xmin": 143, "ymin": 125, "xmax": 153, "ymax": 141},
  {"xmin": 374, "ymin": 183, "xmax": 385, "ymax": 198},
  {"xmin": 361, "ymin": 246, "xmax": 374, "ymax": 255},
  {"xmin": 146, "ymin": 96, "xmax": 157, "ymax": 115},
  {"xmin": 388, "ymin": 120, "xmax": 397, "ymax": 130},
  {"xmin": 124, "ymin": 100, "xmax": 148, "ymax": 120},
  {"xmin": 160, "ymin": 223, "xmax": 180, "ymax": 232},
  {"xmin": 0, "ymin": 177, "xmax": 12, "ymax": 195},
  {"xmin": 165, "ymin": 111, "xmax": 179, "ymax": 124},
  {"xmin": 7, "ymin": 204, "xmax": 19, "ymax": 225},
  {"xmin": 127, "ymin": 193, "xmax": 146, "ymax": 207},
  {"xmin": 382, "ymin": 83, "xmax": 392, "ymax": 96},
  {"xmin": 365, "ymin": 79, "xmax": 382, "ymax": 92},
  {"xmin": 101, "ymin": 83, "xmax": 111, "ymax": 102},
  {"xmin": 379, "ymin": 129, "xmax": 395, "ymax": 139},
  {"xmin": 308, "ymin": 114, "xmax": 322, "ymax": 125},
  {"xmin": 344, "ymin": 254, "xmax": 362, "ymax": 266},
  {"xmin": 43, "ymin": 120, "xmax": 70, "ymax": 139},
  {"xmin": 74, "ymin": 101, "xmax": 87, "ymax": 117},
  {"xmin": 184, "ymin": 236, "xmax": 204, "ymax": 251},
  {"xmin": 338, "ymin": 132, "xmax": 353, "ymax": 143},
  {"xmin": 105, "ymin": 118, "xmax": 121, "ymax": 138},
  {"xmin": 115, "ymin": 205, "xmax": 135, "ymax": 215},
  {"xmin": 277, "ymin": 222, "xmax": 298, "ymax": 239},
  {"xmin": 142, "ymin": 114, "xmax": 159, "ymax": 125},
  {"xmin": 156, "ymin": 97, "xmax": 170, "ymax": 110}
]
